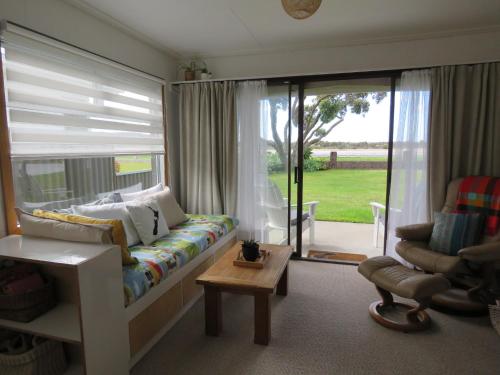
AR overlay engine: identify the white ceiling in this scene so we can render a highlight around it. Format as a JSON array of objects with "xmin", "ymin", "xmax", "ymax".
[{"xmin": 70, "ymin": 0, "xmax": 500, "ymax": 58}]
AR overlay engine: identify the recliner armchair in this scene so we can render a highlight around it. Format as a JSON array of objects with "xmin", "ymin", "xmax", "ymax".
[{"xmin": 395, "ymin": 178, "xmax": 500, "ymax": 314}]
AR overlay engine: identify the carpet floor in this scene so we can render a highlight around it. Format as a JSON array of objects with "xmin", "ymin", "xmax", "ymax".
[{"xmin": 132, "ymin": 261, "xmax": 500, "ymax": 375}]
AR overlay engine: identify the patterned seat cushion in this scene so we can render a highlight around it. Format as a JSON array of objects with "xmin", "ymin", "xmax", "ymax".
[{"xmin": 123, "ymin": 214, "xmax": 237, "ymax": 306}]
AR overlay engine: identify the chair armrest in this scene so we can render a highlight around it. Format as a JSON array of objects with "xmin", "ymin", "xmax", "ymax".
[
  {"xmin": 458, "ymin": 242, "xmax": 500, "ymax": 263},
  {"xmin": 369, "ymin": 202, "xmax": 385, "ymax": 210},
  {"xmin": 303, "ymin": 201, "xmax": 319, "ymax": 207},
  {"xmin": 395, "ymin": 223, "xmax": 434, "ymax": 241},
  {"xmin": 290, "ymin": 201, "xmax": 319, "ymax": 207},
  {"xmin": 304, "ymin": 201, "xmax": 319, "ymax": 217}
]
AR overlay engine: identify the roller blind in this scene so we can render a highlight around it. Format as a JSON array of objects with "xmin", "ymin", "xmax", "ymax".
[{"xmin": 1, "ymin": 22, "xmax": 165, "ymax": 158}]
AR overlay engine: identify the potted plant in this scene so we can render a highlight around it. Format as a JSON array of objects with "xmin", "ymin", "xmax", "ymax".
[
  {"xmin": 200, "ymin": 68, "xmax": 210, "ymax": 80},
  {"xmin": 178, "ymin": 60, "xmax": 212, "ymax": 81},
  {"xmin": 242, "ymin": 240, "xmax": 260, "ymax": 262},
  {"xmin": 179, "ymin": 61, "xmax": 196, "ymax": 81}
]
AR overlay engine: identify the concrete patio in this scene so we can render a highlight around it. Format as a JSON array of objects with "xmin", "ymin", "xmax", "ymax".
[
  {"xmin": 302, "ymin": 221, "xmax": 384, "ymax": 259},
  {"xmin": 269, "ymin": 220, "xmax": 384, "ymax": 259}
]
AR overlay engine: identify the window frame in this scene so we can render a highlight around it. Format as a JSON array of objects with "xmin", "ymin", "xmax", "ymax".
[{"xmin": 0, "ymin": 45, "xmax": 169, "ymax": 235}]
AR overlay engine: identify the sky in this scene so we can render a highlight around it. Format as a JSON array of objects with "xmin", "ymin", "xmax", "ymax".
[
  {"xmin": 270, "ymin": 93, "xmax": 391, "ymax": 144},
  {"xmin": 316, "ymin": 94, "xmax": 390, "ymax": 143}
]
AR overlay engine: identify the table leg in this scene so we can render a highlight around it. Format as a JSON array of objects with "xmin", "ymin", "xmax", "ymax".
[
  {"xmin": 204, "ymin": 285, "xmax": 222, "ymax": 336},
  {"xmin": 276, "ymin": 264, "xmax": 288, "ymax": 296},
  {"xmin": 254, "ymin": 292, "xmax": 270, "ymax": 345}
]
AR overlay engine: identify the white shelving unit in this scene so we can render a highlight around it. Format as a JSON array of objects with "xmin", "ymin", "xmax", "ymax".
[
  {"xmin": 0, "ymin": 303, "xmax": 81, "ymax": 343},
  {"xmin": 0, "ymin": 235, "xmax": 129, "ymax": 375}
]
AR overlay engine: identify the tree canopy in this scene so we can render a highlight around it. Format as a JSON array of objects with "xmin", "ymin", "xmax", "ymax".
[{"xmin": 268, "ymin": 92, "xmax": 387, "ymax": 165}]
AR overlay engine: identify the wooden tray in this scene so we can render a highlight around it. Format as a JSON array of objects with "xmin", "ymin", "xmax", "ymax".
[{"xmin": 233, "ymin": 249, "xmax": 271, "ymax": 269}]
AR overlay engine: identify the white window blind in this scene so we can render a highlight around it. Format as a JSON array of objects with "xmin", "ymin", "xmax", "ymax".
[{"xmin": 1, "ymin": 22, "xmax": 165, "ymax": 158}]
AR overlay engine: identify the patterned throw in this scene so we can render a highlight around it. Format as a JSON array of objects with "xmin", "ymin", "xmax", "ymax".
[
  {"xmin": 456, "ymin": 176, "xmax": 500, "ymax": 236},
  {"xmin": 123, "ymin": 214, "xmax": 238, "ymax": 306}
]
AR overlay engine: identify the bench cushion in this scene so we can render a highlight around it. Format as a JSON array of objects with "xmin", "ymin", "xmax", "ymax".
[
  {"xmin": 358, "ymin": 256, "xmax": 450, "ymax": 300},
  {"xmin": 123, "ymin": 214, "xmax": 237, "ymax": 306}
]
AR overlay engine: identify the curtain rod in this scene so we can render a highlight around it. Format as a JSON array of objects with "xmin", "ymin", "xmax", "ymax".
[
  {"xmin": 1, "ymin": 20, "xmax": 166, "ymax": 83},
  {"xmin": 171, "ymin": 61, "xmax": 500, "ymax": 87},
  {"xmin": 170, "ymin": 68, "xmax": 406, "ymax": 86}
]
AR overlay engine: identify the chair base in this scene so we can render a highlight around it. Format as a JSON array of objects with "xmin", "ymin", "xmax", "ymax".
[
  {"xmin": 430, "ymin": 288, "xmax": 488, "ymax": 316},
  {"xmin": 369, "ymin": 301, "xmax": 431, "ymax": 332}
]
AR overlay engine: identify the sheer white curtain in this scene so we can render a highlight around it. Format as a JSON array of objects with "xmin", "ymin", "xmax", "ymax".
[
  {"xmin": 386, "ymin": 70, "xmax": 431, "ymax": 261},
  {"xmin": 236, "ymin": 81, "xmax": 269, "ymax": 241}
]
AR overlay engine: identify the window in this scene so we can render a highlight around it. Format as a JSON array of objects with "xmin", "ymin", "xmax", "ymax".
[
  {"xmin": 115, "ymin": 155, "xmax": 153, "ymax": 175},
  {"xmin": 0, "ymin": 22, "xmax": 166, "ymax": 227}
]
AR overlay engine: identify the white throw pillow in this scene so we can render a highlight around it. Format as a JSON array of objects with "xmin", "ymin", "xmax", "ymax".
[
  {"xmin": 71, "ymin": 202, "xmax": 140, "ymax": 246},
  {"xmin": 96, "ymin": 182, "xmax": 143, "ymax": 199},
  {"xmin": 138, "ymin": 189, "xmax": 188, "ymax": 228},
  {"xmin": 126, "ymin": 201, "xmax": 169, "ymax": 245},
  {"xmin": 121, "ymin": 183, "xmax": 164, "ymax": 202}
]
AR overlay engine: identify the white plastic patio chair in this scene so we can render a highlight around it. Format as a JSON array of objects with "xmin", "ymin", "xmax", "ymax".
[
  {"xmin": 262, "ymin": 181, "xmax": 319, "ymax": 245},
  {"xmin": 369, "ymin": 201, "xmax": 385, "ymax": 247}
]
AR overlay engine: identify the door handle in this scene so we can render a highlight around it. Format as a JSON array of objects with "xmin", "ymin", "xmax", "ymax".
[{"xmin": 294, "ymin": 166, "xmax": 298, "ymax": 184}]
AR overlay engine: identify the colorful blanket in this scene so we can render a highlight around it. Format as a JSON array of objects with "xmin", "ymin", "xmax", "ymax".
[
  {"xmin": 456, "ymin": 176, "xmax": 500, "ymax": 236},
  {"xmin": 123, "ymin": 214, "xmax": 237, "ymax": 306}
]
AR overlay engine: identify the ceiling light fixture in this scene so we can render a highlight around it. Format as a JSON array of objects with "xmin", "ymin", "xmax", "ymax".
[{"xmin": 281, "ymin": 0, "xmax": 322, "ymax": 20}]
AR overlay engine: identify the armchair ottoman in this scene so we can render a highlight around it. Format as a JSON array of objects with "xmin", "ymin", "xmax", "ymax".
[{"xmin": 358, "ymin": 256, "xmax": 450, "ymax": 332}]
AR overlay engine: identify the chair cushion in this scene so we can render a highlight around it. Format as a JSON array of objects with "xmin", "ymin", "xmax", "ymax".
[
  {"xmin": 396, "ymin": 240, "xmax": 466, "ymax": 274},
  {"xmin": 358, "ymin": 256, "xmax": 450, "ymax": 300},
  {"xmin": 429, "ymin": 212, "xmax": 482, "ymax": 255}
]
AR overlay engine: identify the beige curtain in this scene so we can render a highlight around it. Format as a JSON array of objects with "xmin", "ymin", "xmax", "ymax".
[
  {"xmin": 428, "ymin": 62, "xmax": 500, "ymax": 213},
  {"xmin": 178, "ymin": 82, "xmax": 237, "ymax": 215}
]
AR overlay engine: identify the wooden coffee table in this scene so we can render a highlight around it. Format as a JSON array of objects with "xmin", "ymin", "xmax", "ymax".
[{"xmin": 196, "ymin": 242, "xmax": 293, "ymax": 345}]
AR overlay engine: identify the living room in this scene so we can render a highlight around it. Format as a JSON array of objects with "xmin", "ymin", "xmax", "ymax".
[{"xmin": 0, "ymin": 1, "xmax": 499, "ymax": 374}]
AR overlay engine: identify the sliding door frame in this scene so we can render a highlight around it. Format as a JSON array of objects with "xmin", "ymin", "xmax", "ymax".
[
  {"xmin": 383, "ymin": 76, "xmax": 397, "ymax": 254},
  {"xmin": 270, "ymin": 70, "xmax": 400, "ymax": 263},
  {"xmin": 294, "ymin": 82, "xmax": 305, "ymax": 258}
]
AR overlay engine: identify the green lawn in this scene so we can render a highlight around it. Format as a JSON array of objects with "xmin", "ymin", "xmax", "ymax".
[
  {"xmin": 115, "ymin": 156, "xmax": 152, "ymax": 173},
  {"xmin": 314, "ymin": 156, "xmax": 387, "ymax": 162},
  {"xmin": 337, "ymin": 156, "xmax": 387, "ymax": 162},
  {"xmin": 269, "ymin": 169, "xmax": 387, "ymax": 223}
]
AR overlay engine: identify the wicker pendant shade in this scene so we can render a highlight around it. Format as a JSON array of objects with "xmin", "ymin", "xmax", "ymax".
[{"xmin": 281, "ymin": 0, "xmax": 322, "ymax": 20}]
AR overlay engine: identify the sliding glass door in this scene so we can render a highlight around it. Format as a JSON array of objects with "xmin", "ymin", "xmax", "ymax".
[
  {"xmin": 264, "ymin": 83, "xmax": 300, "ymax": 253},
  {"xmin": 265, "ymin": 75, "xmax": 397, "ymax": 261},
  {"xmin": 299, "ymin": 78, "xmax": 393, "ymax": 261}
]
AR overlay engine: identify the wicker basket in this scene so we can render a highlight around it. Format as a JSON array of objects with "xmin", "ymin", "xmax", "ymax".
[
  {"xmin": 489, "ymin": 301, "xmax": 500, "ymax": 336},
  {"xmin": 0, "ymin": 339, "xmax": 67, "ymax": 375},
  {"xmin": 0, "ymin": 278, "xmax": 56, "ymax": 322}
]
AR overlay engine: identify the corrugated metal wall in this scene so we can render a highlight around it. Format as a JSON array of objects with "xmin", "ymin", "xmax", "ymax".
[{"xmin": 13, "ymin": 155, "xmax": 161, "ymax": 211}]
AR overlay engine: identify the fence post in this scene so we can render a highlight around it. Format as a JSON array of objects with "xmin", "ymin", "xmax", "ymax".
[{"xmin": 329, "ymin": 151, "xmax": 338, "ymax": 169}]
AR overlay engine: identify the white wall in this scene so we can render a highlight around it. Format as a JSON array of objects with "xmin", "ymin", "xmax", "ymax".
[
  {"xmin": 0, "ymin": 0, "xmax": 178, "ymax": 237},
  {"xmin": 203, "ymin": 29, "xmax": 500, "ymax": 79}
]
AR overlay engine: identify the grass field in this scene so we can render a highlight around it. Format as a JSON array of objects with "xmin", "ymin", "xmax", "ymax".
[
  {"xmin": 270, "ymin": 169, "xmax": 387, "ymax": 223},
  {"xmin": 314, "ymin": 156, "xmax": 387, "ymax": 162},
  {"xmin": 337, "ymin": 156, "xmax": 387, "ymax": 162},
  {"xmin": 115, "ymin": 156, "xmax": 151, "ymax": 174}
]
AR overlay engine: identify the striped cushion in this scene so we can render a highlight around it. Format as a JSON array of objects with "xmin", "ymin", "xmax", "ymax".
[{"xmin": 429, "ymin": 212, "xmax": 483, "ymax": 256}]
